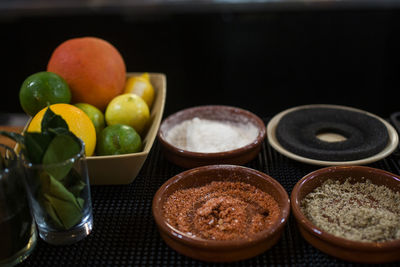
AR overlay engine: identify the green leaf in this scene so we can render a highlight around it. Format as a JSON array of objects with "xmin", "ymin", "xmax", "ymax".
[
  {"xmin": 42, "ymin": 195, "xmax": 64, "ymax": 228},
  {"xmin": 25, "ymin": 132, "xmax": 53, "ymax": 164},
  {"xmin": 65, "ymin": 168, "xmax": 86, "ymax": 197},
  {"xmin": 69, "ymin": 180, "xmax": 86, "ymax": 198},
  {"xmin": 44, "ymin": 194, "xmax": 82, "ymax": 229},
  {"xmin": 40, "ymin": 172, "xmax": 83, "ymax": 230},
  {"xmin": 77, "ymin": 197, "xmax": 85, "ymax": 209},
  {"xmin": 48, "ymin": 127, "xmax": 70, "ymax": 136},
  {"xmin": 41, "ymin": 107, "xmax": 69, "ymax": 133},
  {"xmin": 24, "ymin": 132, "xmax": 53, "ymax": 164},
  {"xmin": 39, "ymin": 172, "xmax": 63, "ymax": 228},
  {"xmin": 42, "ymin": 134, "xmax": 81, "ymax": 180}
]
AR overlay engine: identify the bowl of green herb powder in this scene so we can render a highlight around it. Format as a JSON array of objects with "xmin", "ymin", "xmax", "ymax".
[{"xmin": 291, "ymin": 165, "xmax": 400, "ymax": 264}]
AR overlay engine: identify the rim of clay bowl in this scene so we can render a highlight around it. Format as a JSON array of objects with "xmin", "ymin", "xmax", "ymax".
[
  {"xmin": 291, "ymin": 165, "xmax": 400, "ymax": 252},
  {"xmin": 152, "ymin": 164, "xmax": 290, "ymax": 250},
  {"xmin": 157, "ymin": 105, "xmax": 266, "ymax": 160}
]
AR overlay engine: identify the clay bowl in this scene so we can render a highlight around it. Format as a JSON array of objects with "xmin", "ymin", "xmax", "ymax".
[
  {"xmin": 291, "ymin": 165, "xmax": 400, "ymax": 264},
  {"xmin": 152, "ymin": 164, "xmax": 290, "ymax": 262},
  {"xmin": 157, "ymin": 105, "xmax": 266, "ymax": 168}
]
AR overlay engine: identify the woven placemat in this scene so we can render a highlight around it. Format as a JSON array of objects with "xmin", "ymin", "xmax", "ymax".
[{"xmin": 20, "ymin": 120, "xmax": 400, "ymax": 266}]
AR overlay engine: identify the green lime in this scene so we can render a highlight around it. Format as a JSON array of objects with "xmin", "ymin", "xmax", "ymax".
[
  {"xmin": 19, "ymin": 71, "xmax": 71, "ymax": 116},
  {"xmin": 74, "ymin": 103, "xmax": 105, "ymax": 137},
  {"xmin": 96, "ymin": 124, "xmax": 142, "ymax": 156}
]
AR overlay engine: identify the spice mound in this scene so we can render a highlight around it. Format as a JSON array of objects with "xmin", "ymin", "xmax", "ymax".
[
  {"xmin": 164, "ymin": 117, "xmax": 259, "ymax": 153},
  {"xmin": 301, "ymin": 179, "xmax": 400, "ymax": 242},
  {"xmin": 163, "ymin": 181, "xmax": 280, "ymax": 241}
]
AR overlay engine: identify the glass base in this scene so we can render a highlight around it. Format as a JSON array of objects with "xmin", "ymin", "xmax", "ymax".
[
  {"xmin": 0, "ymin": 224, "xmax": 37, "ymax": 267},
  {"xmin": 38, "ymin": 215, "xmax": 93, "ymax": 246}
]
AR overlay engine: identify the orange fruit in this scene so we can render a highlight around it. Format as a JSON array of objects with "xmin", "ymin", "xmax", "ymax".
[
  {"xmin": 124, "ymin": 73, "xmax": 155, "ymax": 108},
  {"xmin": 27, "ymin": 103, "xmax": 96, "ymax": 156},
  {"xmin": 47, "ymin": 37, "xmax": 126, "ymax": 111}
]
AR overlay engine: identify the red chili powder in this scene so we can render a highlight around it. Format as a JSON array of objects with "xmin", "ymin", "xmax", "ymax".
[{"xmin": 163, "ymin": 181, "xmax": 281, "ymax": 241}]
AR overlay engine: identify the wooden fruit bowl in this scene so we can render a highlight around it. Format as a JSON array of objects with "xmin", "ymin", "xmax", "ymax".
[{"xmin": 86, "ymin": 72, "xmax": 166, "ymax": 185}]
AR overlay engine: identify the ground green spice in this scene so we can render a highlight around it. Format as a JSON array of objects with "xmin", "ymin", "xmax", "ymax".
[{"xmin": 301, "ymin": 178, "xmax": 400, "ymax": 242}]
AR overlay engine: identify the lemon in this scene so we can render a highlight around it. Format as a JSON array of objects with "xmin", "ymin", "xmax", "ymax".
[
  {"xmin": 27, "ymin": 103, "xmax": 96, "ymax": 156},
  {"xmin": 124, "ymin": 73, "xmax": 155, "ymax": 108},
  {"xmin": 105, "ymin": 94, "xmax": 150, "ymax": 135}
]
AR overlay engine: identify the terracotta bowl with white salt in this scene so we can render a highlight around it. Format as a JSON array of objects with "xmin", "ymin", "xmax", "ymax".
[{"xmin": 157, "ymin": 105, "xmax": 266, "ymax": 168}]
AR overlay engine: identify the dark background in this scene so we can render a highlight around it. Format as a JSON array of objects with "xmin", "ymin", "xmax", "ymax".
[
  {"xmin": 1, "ymin": 2, "xmax": 400, "ymax": 119},
  {"xmin": 3, "ymin": 3, "xmax": 400, "ymax": 266}
]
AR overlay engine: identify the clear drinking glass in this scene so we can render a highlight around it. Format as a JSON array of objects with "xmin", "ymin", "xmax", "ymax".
[
  {"xmin": 0, "ymin": 144, "xmax": 37, "ymax": 266},
  {"xmin": 22, "ymin": 141, "xmax": 93, "ymax": 245}
]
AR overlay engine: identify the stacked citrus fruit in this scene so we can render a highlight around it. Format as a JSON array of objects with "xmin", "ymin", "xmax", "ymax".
[{"xmin": 19, "ymin": 37, "xmax": 155, "ymax": 156}]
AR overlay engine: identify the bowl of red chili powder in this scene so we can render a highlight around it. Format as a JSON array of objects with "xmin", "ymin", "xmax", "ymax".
[
  {"xmin": 291, "ymin": 165, "xmax": 400, "ymax": 264},
  {"xmin": 152, "ymin": 164, "xmax": 290, "ymax": 262}
]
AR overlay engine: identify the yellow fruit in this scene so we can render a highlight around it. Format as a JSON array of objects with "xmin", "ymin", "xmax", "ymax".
[
  {"xmin": 27, "ymin": 103, "xmax": 96, "ymax": 156},
  {"xmin": 105, "ymin": 94, "xmax": 150, "ymax": 135},
  {"xmin": 124, "ymin": 73, "xmax": 155, "ymax": 108}
]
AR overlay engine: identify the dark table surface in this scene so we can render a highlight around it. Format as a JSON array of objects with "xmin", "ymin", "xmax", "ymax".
[{"xmin": 18, "ymin": 117, "xmax": 400, "ymax": 266}]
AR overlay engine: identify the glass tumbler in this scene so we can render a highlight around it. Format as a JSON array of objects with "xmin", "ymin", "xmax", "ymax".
[
  {"xmin": 22, "ymin": 141, "xmax": 93, "ymax": 245},
  {"xmin": 0, "ymin": 144, "xmax": 37, "ymax": 266}
]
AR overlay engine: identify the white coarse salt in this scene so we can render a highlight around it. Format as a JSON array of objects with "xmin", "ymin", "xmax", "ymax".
[{"xmin": 165, "ymin": 117, "xmax": 259, "ymax": 153}]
